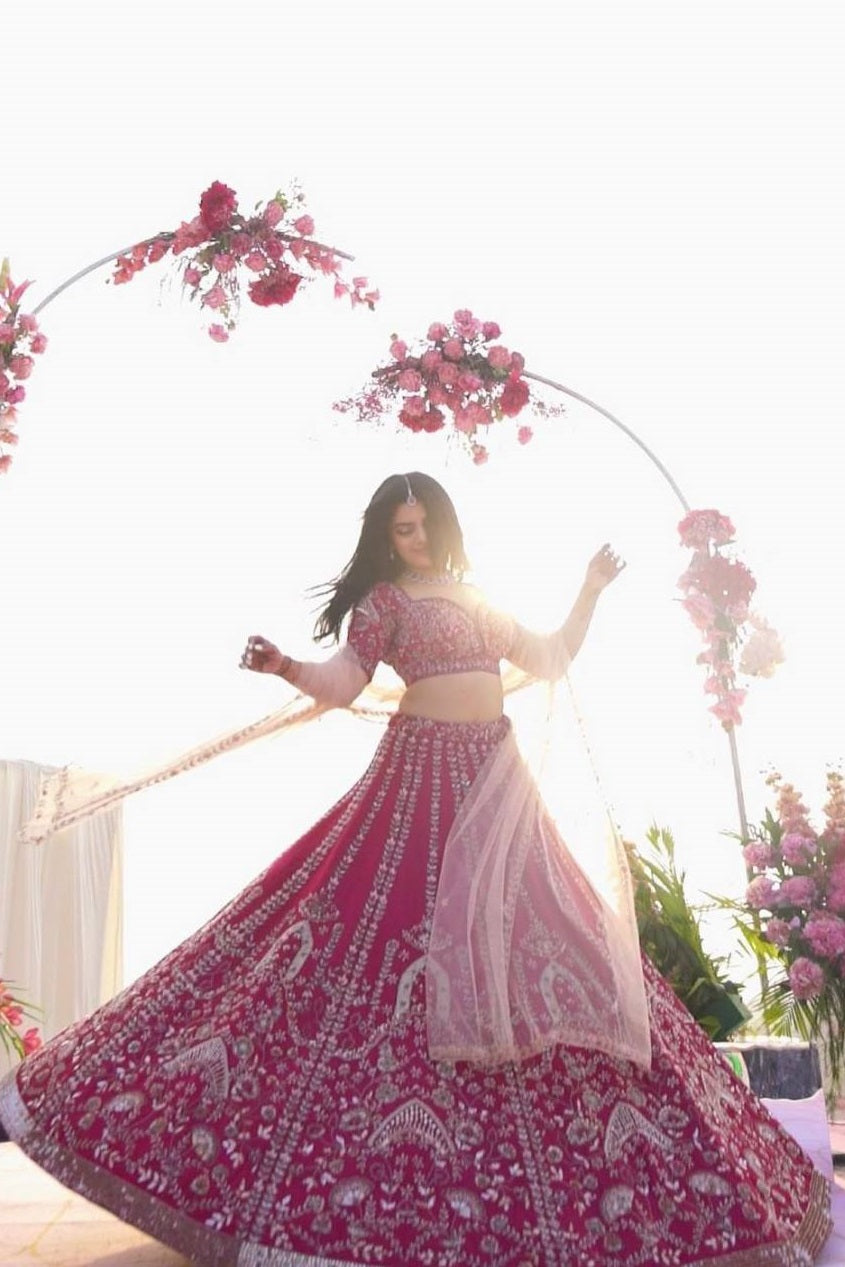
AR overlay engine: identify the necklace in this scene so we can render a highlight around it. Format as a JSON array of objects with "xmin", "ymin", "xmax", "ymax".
[{"xmin": 401, "ymin": 569, "xmax": 456, "ymax": 586}]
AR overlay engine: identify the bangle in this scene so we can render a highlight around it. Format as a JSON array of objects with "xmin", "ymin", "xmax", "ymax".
[{"xmin": 276, "ymin": 655, "xmax": 293, "ymax": 679}]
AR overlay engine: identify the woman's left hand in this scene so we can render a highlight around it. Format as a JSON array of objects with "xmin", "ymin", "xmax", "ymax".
[{"xmin": 584, "ymin": 544, "xmax": 626, "ymax": 593}]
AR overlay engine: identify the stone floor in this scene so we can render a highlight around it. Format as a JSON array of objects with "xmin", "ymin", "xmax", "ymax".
[{"xmin": 2, "ymin": 1139, "xmax": 845, "ymax": 1266}]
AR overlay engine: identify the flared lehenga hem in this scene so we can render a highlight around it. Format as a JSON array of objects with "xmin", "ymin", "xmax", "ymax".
[
  {"xmin": 0, "ymin": 715, "xmax": 834, "ymax": 1266},
  {"xmin": 0, "ymin": 1074, "xmax": 833, "ymax": 1267}
]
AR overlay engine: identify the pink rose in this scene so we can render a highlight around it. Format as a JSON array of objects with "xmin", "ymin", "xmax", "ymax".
[
  {"xmin": 427, "ymin": 385, "xmax": 452, "ymax": 407},
  {"xmin": 208, "ymin": 324, "xmax": 229, "ymax": 343},
  {"xmin": 248, "ymin": 268, "xmax": 302, "ymax": 307},
  {"xmin": 422, "ymin": 406, "xmax": 445, "ymax": 433},
  {"xmin": 789, "ymin": 957, "xmax": 825, "ymax": 1000},
  {"xmin": 389, "ymin": 339, "xmax": 408, "ymax": 361},
  {"xmin": 397, "ymin": 369, "xmax": 422, "ymax": 391},
  {"xmin": 453, "ymin": 405, "xmax": 477, "ymax": 435},
  {"xmin": 202, "ymin": 284, "xmax": 228, "ymax": 311},
  {"xmin": 427, "ymin": 322, "xmax": 448, "ymax": 341},
  {"xmin": 482, "ymin": 321, "xmax": 502, "ymax": 340},
  {"xmin": 500, "ymin": 375, "xmax": 530, "ymax": 417},
  {"xmin": 399, "ymin": 404, "xmax": 425, "ymax": 432},
  {"xmin": 421, "ymin": 349, "xmax": 442, "ymax": 372},
  {"xmin": 442, "ymin": 338, "xmax": 465, "ymax": 362},
  {"xmin": 464, "ymin": 402, "xmax": 493, "ymax": 427},
  {"xmin": 8, "ymin": 355, "xmax": 33, "ymax": 380},
  {"xmin": 437, "ymin": 362, "xmax": 460, "ymax": 386},
  {"xmin": 199, "ymin": 181, "xmax": 238, "ymax": 235},
  {"xmin": 487, "ymin": 345, "xmax": 512, "ymax": 370},
  {"xmin": 294, "ymin": 215, "xmax": 315, "ymax": 236},
  {"xmin": 458, "ymin": 372, "xmax": 483, "ymax": 392}
]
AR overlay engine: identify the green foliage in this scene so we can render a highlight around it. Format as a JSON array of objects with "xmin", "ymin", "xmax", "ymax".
[{"xmin": 629, "ymin": 826, "xmax": 750, "ymax": 1041}]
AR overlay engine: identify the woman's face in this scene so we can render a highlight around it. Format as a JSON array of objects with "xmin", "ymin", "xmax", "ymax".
[{"xmin": 389, "ymin": 500, "xmax": 436, "ymax": 574}]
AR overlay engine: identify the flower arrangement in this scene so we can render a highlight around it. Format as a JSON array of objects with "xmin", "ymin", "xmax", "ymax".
[
  {"xmin": 677, "ymin": 509, "xmax": 782, "ymax": 728},
  {"xmin": 0, "ymin": 975, "xmax": 42, "ymax": 1062},
  {"xmin": 111, "ymin": 180, "xmax": 379, "ymax": 341},
  {"xmin": 334, "ymin": 308, "xmax": 563, "ymax": 463},
  {"xmin": 0, "ymin": 259, "xmax": 49, "ymax": 474},
  {"xmin": 733, "ymin": 769, "xmax": 845, "ymax": 1094}
]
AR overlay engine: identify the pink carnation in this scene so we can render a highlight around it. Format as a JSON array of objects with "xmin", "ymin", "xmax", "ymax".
[
  {"xmin": 487, "ymin": 345, "xmax": 512, "ymax": 370},
  {"xmin": 743, "ymin": 840, "xmax": 775, "ymax": 869},
  {"xmin": 765, "ymin": 917, "xmax": 792, "ymax": 947},
  {"xmin": 776, "ymin": 875, "xmax": 816, "ymax": 908},
  {"xmin": 804, "ymin": 913, "xmax": 845, "ymax": 959},
  {"xmin": 788, "ymin": 957, "xmax": 825, "ymax": 1000},
  {"xmin": 427, "ymin": 322, "xmax": 448, "ymax": 341},
  {"xmin": 746, "ymin": 874, "xmax": 779, "ymax": 911},
  {"xmin": 780, "ymin": 832, "xmax": 817, "ymax": 866},
  {"xmin": 30, "ymin": 332, "xmax": 48, "ymax": 354},
  {"xmin": 397, "ymin": 369, "xmax": 422, "ymax": 391},
  {"xmin": 678, "ymin": 508, "xmax": 736, "ymax": 550},
  {"xmin": 442, "ymin": 338, "xmax": 465, "ymax": 362},
  {"xmin": 199, "ymin": 181, "xmax": 237, "ymax": 235},
  {"xmin": 421, "ymin": 349, "xmax": 442, "ymax": 372}
]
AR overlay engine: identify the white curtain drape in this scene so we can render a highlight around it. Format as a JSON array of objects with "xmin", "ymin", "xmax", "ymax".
[{"xmin": 0, "ymin": 759, "xmax": 123, "ymax": 1064}]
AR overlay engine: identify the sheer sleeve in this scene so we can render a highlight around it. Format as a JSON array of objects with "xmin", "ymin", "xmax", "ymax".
[
  {"xmin": 478, "ymin": 606, "xmax": 572, "ymax": 682},
  {"xmin": 291, "ymin": 584, "xmax": 396, "ymax": 707}
]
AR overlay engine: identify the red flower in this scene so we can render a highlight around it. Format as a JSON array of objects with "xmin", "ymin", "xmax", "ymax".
[
  {"xmin": 199, "ymin": 182, "xmax": 238, "ymax": 235},
  {"xmin": 500, "ymin": 375, "xmax": 530, "ymax": 417},
  {"xmin": 248, "ymin": 268, "xmax": 302, "ymax": 308}
]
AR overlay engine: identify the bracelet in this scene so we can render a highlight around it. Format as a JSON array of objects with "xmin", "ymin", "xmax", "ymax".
[{"xmin": 276, "ymin": 655, "xmax": 293, "ymax": 679}]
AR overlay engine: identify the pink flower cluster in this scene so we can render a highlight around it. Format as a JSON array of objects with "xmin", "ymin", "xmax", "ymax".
[
  {"xmin": 741, "ymin": 769, "xmax": 845, "ymax": 1001},
  {"xmin": 112, "ymin": 181, "xmax": 379, "ymax": 341},
  {"xmin": 0, "ymin": 259, "xmax": 49, "ymax": 474},
  {"xmin": 0, "ymin": 977, "xmax": 42, "ymax": 1059},
  {"xmin": 677, "ymin": 508, "xmax": 761, "ymax": 728},
  {"xmin": 334, "ymin": 309, "xmax": 563, "ymax": 464}
]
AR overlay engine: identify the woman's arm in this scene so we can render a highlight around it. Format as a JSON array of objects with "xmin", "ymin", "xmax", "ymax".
[
  {"xmin": 503, "ymin": 544, "xmax": 625, "ymax": 680},
  {"xmin": 240, "ymin": 636, "xmax": 369, "ymax": 708}
]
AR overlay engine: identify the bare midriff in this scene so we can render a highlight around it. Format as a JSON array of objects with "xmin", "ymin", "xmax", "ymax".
[{"xmin": 398, "ymin": 672, "xmax": 504, "ymax": 723}]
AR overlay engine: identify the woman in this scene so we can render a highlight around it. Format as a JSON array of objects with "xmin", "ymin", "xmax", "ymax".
[{"xmin": 0, "ymin": 472, "xmax": 831, "ymax": 1265}]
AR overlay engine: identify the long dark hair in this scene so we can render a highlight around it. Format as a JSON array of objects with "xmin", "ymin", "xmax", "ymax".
[{"xmin": 313, "ymin": 472, "xmax": 469, "ymax": 643}]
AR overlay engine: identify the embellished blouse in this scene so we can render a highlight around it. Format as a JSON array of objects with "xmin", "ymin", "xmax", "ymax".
[{"xmin": 290, "ymin": 582, "xmax": 572, "ymax": 708}]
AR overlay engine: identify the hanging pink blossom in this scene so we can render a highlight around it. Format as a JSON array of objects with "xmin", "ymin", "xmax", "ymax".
[
  {"xmin": 111, "ymin": 181, "xmax": 378, "ymax": 341},
  {"xmin": 0, "ymin": 258, "xmax": 48, "ymax": 474},
  {"xmin": 334, "ymin": 309, "xmax": 563, "ymax": 461}
]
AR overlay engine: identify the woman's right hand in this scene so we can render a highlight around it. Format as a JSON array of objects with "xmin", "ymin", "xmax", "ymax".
[{"xmin": 240, "ymin": 634, "xmax": 286, "ymax": 675}]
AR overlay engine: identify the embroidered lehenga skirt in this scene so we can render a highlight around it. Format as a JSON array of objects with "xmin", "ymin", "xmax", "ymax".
[{"xmin": 0, "ymin": 715, "xmax": 831, "ymax": 1266}]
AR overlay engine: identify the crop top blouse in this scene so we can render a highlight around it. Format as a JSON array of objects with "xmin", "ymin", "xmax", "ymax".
[{"xmin": 289, "ymin": 582, "xmax": 572, "ymax": 709}]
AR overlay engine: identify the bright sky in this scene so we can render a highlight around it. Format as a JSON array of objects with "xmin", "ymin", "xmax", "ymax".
[{"xmin": 2, "ymin": 1, "xmax": 843, "ymax": 983}]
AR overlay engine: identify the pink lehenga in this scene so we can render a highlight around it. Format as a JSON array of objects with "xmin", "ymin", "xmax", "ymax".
[{"xmin": 0, "ymin": 586, "xmax": 832, "ymax": 1266}]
